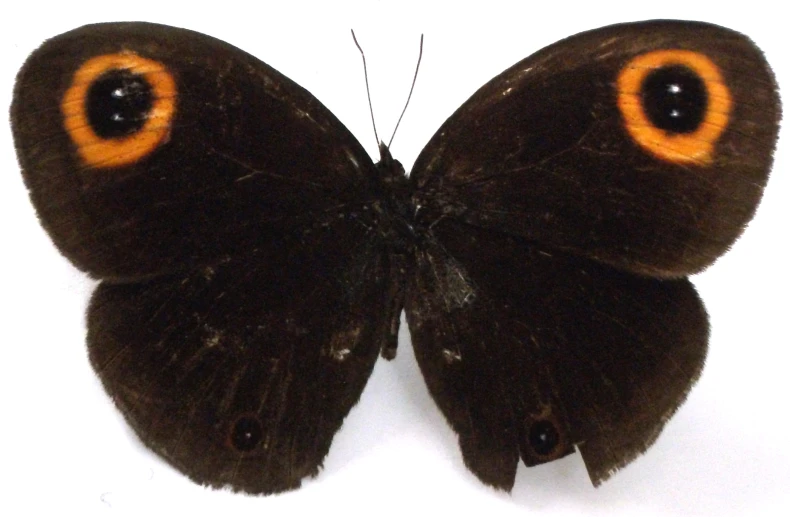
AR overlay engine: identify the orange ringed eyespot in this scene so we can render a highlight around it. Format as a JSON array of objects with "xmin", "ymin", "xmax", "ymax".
[
  {"xmin": 616, "ymin": 49, "xmax": 732, "ymax": 166},
  {"xmin": 61, "ymin": 52, "xmax": 177, "ymax": 169}
]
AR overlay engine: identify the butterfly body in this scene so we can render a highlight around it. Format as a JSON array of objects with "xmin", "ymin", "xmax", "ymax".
[{"xmin": 11, "ymin": 20, "xmax": 779, "ymax": 494}]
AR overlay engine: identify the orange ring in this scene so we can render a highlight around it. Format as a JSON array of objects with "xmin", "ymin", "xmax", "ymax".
[
  {"xmin": 61, "ymin": 52, "xmax": 177, "ymax": 169},
  {"xmin": 617, "ymin": 50, "xmax": 732, "ymax": 166}
]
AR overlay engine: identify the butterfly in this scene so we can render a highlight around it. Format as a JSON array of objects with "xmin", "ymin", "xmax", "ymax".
[{"xmin": 10, "ymin": 20, "xmax": 780, "ymax": 495}]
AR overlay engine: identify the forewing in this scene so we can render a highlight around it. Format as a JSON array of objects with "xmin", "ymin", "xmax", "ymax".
[
  {"xmin": 11, "ymin": 22, "xmax": 378, "ymax": 280},
  {"xmin": 405, "ymin": 221, "xmax": 708, "ymax": 489},
  {"xmin": 410, "ymin": 20, "xmax": 779, "ymax": 277}
]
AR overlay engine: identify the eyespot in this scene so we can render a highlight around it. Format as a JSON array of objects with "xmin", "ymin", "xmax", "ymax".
[
  {"xmin": 229, "ymin": 415, "xmax": 264, "ymax": 452},
  {"xmin": 86, "ymin": 69, "xmax": 153, "ymax": 138},
  {"xmin": 518, "ymin": 409, "xmax": 571, "ymax": 465},
  {"xmin": 527, "ymin": 418, "xmax": 561, "ymax": 457},
  {"xmin": 641, "ymin": 65, "xmax": 707, "ymax": 133},
  {"xmin": 616, "ymin": 50, "xmax": 732, "ymax": 165},
  {"xmin": 61, "ymin": 52, "xmax": 177, "ymax": 169}
]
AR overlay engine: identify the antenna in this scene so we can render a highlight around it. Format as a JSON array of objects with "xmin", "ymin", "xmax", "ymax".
[
  {"xmin": 350, "ymin": 31, "xmax": 424, "ymax": 151},
  {"xmin": 389, "ymin": 34, "xmax": 423, "ymax": 149},
  {"xmin": 351, "ymin": 30, "xmax": 380, "ymax": 147}
]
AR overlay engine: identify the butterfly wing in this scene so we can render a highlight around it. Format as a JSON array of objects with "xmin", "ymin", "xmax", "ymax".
[
  {"xmin": 12, "ymin": 22, "xmax": 381, "ymax": 281},
  {"xmin": 86, "ymin": 228, "xmax": 394, "ymax": 494},
  {"xmin": 12, "ymin": 23, "xmax": 399, "ymax": 493},
  {"xmin": 410, "ymin": 20, "xmax": 779, "ymax": 277},
  {"xmin": 406, "ymin": 20, "xmax": 779, "ymax": 488},
  {"xmin": 406, "ymin": 221, "xmax": 709, "ymax": 488}
]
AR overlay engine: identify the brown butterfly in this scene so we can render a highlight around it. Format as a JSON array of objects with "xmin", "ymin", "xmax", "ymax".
[{"xmin": 10, "ymin": 20, "xmax": 780, "ymax": 496}]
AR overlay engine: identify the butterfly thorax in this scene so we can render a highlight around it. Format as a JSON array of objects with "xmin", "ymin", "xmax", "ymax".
[{"xmin": 372, "ymin": 143, "xmax": 420, "ymax": 254}]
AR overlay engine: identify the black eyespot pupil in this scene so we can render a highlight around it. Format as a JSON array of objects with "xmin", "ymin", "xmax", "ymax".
[
  {"xmin": 641, "ymin": 65, "xmax": 707, "ymax": 134},
  {"xmin": 230, "ymin": 416, "xmax": 263, "ymax": 452},
  {"xmin": 86, "ymin": 69, "xmax": 153, "ymax": 138},
  {"xmin": 528, "ymin": 419, "xmax": 559, "ymax": 456}
]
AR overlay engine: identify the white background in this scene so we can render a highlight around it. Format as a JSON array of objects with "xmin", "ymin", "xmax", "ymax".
[{"xmin": 1, "ymin": 1, "xmax": 788, "ymax": 516}]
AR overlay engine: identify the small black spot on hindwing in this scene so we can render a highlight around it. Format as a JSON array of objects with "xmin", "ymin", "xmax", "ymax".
[
  {"xmin": 230, "ymin": 416, "xmax": 264, "ymax": 452},
  {"xmin": 528, "ymin": 419, "xmax": 560, "ymax": 456}
]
